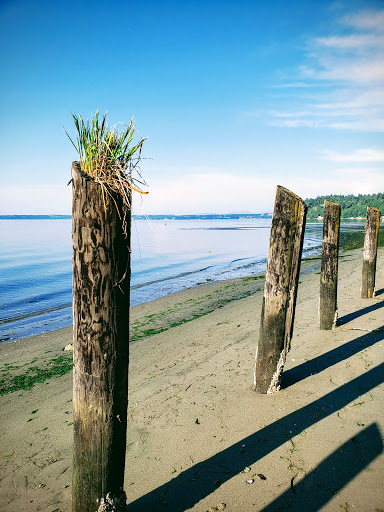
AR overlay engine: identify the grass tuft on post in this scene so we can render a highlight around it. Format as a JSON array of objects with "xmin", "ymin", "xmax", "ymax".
[
  {"xmin": 66, "ymin": 110, "xmax": 147, "ymax": 236},
  {"xmin": 68, "ymin": 111, "xmax": 146, "ymax": 512}
]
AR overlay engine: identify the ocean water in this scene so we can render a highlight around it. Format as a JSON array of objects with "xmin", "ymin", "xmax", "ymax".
[{"xmin": 0, "ymin": 217, "xmax": 362, "ymax": 342}]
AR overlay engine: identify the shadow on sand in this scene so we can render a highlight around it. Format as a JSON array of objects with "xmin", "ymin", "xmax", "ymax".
[
  {"xmin": 282, "ymin": 326, "xmax": 384, "ymax": 388},
  {"xmin": 127, "ymin": 364, "xmax": 384, "ymax": 511},
  {"xmin": 337, "ymin": 300, "xmax": 384, "ymax": 326},
  {"xmin": 259, "ymin": 423, "xmax": 383, "ymax": 512}
]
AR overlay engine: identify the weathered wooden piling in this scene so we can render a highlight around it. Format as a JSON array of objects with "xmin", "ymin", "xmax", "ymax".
[
  {"xmin": 254, "ymin": 186, "xmax": 307, "ymax": 394},
  {"xmin": 72, "ymin": 162, "xmax": 131, "ymax": 512},
  {"xmin": 361, "ymin": 206, "xmax": 381, "ymax": 298},
  {"xmin": 319, "ymin": 200, "xmax": 341, "ymax": 330}
]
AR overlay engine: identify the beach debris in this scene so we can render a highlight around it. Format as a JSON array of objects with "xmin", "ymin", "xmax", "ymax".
[
  {"xmin": 195, "ymin": 418, "xmax": 200, "ymax": 424},
  {"xmin": 206, "ymin": 505, "xmax": 226, "ymax": 512},
  {"xmin": 240, "ymin": 444, "xmax": 247, "ymax": 454},
  {"xmin": 64, "ymin": 344, "xmax": 73, "ymax": 351},
  {"xmin": 97, "ymin": 491, "xmax": 127, "ymax": 511},
  {"xmin": 35, "ymin": 483, "xmax": 46, "ymax": 489},
  {"xmin": 243, "ymin": 466, "xmax": 251, "ymax": 473},
  {"xmin": 246, "ymin": 479, "xmax": 254, "ymax": 484},
  {"xmin": 257, "ymin": 473, "xmax": 267, "ymax": 480},
  {"xmin": 340, "ymin": 327, "xmax": 383, "ymax": 332}
]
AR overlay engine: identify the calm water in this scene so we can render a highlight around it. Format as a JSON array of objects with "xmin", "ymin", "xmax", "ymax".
[{"xmin": 0, "ymin": 217, "xmax": 363, "ymax": 342}]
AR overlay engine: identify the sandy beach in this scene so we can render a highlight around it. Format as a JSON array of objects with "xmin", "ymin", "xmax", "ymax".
[{"xmin": 0, "ymin": 246, "xmax": 383, "ymax": 512}]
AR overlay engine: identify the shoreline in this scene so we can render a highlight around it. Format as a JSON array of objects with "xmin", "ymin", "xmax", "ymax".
[
  {"xmin": 0, "ymin": 248, "xmax": 366, "ymax": 395},
  {"xmin": 0, "ymin": 245, "xmax": 383, "ymax": 511},
  {"xmin": 0, "ymin": 251, "xmax": 327, "ymax": 394},
  {"xmin": 2, "ymin": 221, "xmax": 380, "ymax": 344}
]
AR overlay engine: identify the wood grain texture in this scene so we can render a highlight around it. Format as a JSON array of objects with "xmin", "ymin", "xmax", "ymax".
[
  {"xmin": 254, "ymin": 186, "xmax": 307, "ymax": 394},
  {"xmin": 72, "ymin": 162, "xmax": 130, "ymax": 512},
  {"xmin": 319, "ymin": 200, "xmax": 341, "ymax": 330},
  {"xmin": 285, "ymin": 199, "xmax": 307, "ymax": 352},
  {"xmin": 361, "ymin": 206, "xmax": 380, "ymax": 298}
]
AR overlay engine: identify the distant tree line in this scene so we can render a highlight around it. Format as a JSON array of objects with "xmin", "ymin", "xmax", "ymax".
[{"xmin": 305, "ymin": 193, "xmax": 384, "ymax": 219}]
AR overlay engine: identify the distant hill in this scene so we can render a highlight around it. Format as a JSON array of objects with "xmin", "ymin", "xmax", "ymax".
[{"xmin": 305, "ymin": 193, "xmax": 384, "ymax": 219}]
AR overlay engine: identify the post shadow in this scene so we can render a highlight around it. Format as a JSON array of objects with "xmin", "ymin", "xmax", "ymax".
[
  {"xmin": 126, "ymin": 364, "xmax": 384, "ymax": 511},
  {"xmin": 282, "ymin": 326, "xmax": 384, "ymax": 388},
  {"xmin": 337, "ymin": 300, "xmax": 384, "ymax": 326},
  {"xmin": 374, "ymin": 288, "xmax": 384, "ymax": 296},
  {"xmin": 259, "ymin": 423, "xmax": 383, "ymax": 512}
]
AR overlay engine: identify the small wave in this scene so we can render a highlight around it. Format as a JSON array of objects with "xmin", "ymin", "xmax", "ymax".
[
  {"xmin": 0, "ymin": 302, "xmax": 72, "ymax": 325},
  {"xmin": 0, "ymin": 289, "xmax": 72, "ymax": 316},
  {"xmin": 132, "ymin": 266, "xmax": 214, "ymax": 290}
]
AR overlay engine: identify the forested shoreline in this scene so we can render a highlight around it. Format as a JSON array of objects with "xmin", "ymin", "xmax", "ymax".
[{"xmin": 306, "ymin": 193, "xmax": 384, "ymax": 219}]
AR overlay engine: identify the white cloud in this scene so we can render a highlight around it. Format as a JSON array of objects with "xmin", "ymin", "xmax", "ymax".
[
  {"xmin": 309, "ymin": 58, "xmax": 384, "ymax": 84},
  {"xmin": 272, "ymin": 82, "xmax": 319, "ymax": 88},
  {"xmin": 326, "ymin": 119, "xmax": 384, "ymax": 131},
  {"xmin": 272, "ymin": 8, "xmax": 384, "ymax": 132},
  {"xmin": 315, "ymin": 34, "xmax": 384, "ymax": 49},
  {"xmin": 343, "ymin": 9, "xmax": 384, "ymax": 31},
  {"xmin": 316, "ymin": 88, "xmax": 384, "ymax": 110},
  {"xmin": 322, "ymin": 148, "xmax": 384, "ymax": 162},
  {"xmin": 270, "ymin": 119, "xmax": 321, "ymax": 128},
  {"xmin": 334, "ymin": 166, "xmax": 382, "ymax": 175}
]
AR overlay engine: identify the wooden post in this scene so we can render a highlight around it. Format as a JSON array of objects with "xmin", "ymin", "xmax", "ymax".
[
  {"xmin": 361, "ymin": 206, "xmax": 381, "ymax": 298},
  {"xmin": 254, "ymin": 186, "xmax": 307, "ymax": 394},
  {"xmin": 285, "ymin": 198, "xmax": 307, "ymax": 353},
  {"xmin": 72, "ymin": 162, "xmax": 131, "ymax": 512},
  {"xmin": 319, "ymin": 200, "xmax": 341, "ymax": 330}
]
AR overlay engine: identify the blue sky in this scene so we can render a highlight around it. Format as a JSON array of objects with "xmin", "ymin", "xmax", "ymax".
[{"xmin": 0, "ymin": 0, "xmax": 383, "ymax": 214}]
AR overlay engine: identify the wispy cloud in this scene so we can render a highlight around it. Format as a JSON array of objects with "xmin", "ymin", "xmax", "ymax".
[
  {"xmin": 321, "ymin": 148, "xmax": 384, "ymax": 162},
  {"xmin": 271, "ymin": 8, "xmax": 384, "ymax": 132},
  {"xmin": 343, "ymin": 9, "xmax": 384, "ymax": 31},
  {"xmin": 314, "ymin": 34, "xmax": 384, "ymax": 50},
  {"xmin": 272, "ymin": 82, "xmax": 320, "ymax": 88}
]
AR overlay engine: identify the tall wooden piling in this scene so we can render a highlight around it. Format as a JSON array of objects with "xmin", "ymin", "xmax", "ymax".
[
  {"xmin": 361, "ymin": 206, "xmax": 381, "ymax": 298},
  {"xmin": 319, "ymin": 200, "xmax": 341, "ymax": 330},
  {"xmin": 254, "ymin": 186, "xmax": 307, "ymax": 394},
  {"xmin": 72, "ymin": 162, "xmax": 131, "ymax": 512},
  {"xmin": 285, "ymin": 198, "xmax": 307, "ymax": 353}
]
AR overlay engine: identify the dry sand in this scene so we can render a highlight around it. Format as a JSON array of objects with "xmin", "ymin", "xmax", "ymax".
[{"xmin": 0, "ymin": 247, "xmax": 383, "ymax": 512}]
